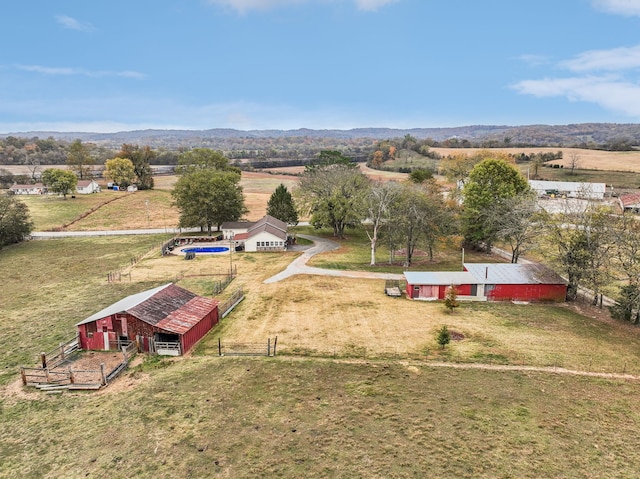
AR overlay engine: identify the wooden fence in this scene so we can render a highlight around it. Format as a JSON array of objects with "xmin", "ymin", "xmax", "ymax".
[
  {"xmin": 21, "ymin": 341, "xmax": 138, "ymax": 391},
  {"xmin": 218, "ymin": 337, "xmax": 277, "ymax": 356},
  {"xmin": 41, "ymin": 335, "xmax": 80, "ymax": 369}
]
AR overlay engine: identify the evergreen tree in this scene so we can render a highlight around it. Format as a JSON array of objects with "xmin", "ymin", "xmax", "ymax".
[
  {"xmin": 436, "ymin": 325, "xmax": 451, "ymax": 349},
  {"xmin": 266, "ymin": 184, "xmax": 298, "ymax": 225}
]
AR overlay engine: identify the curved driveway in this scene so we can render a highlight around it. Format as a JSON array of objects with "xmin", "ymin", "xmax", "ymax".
[{"xmin": 263, "ymin": 234, "xmax": 404, "ymax": 284}]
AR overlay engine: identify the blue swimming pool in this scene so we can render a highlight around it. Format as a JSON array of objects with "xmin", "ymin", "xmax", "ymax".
[{"xmin": 181, "ymin": 246, "xmax": 230, "ymax": 254}]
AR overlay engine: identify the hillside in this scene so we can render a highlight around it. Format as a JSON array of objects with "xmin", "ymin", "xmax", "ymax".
[{"xmin": 2, "ymin": 123, "xmax": 640, "ymax": 150}]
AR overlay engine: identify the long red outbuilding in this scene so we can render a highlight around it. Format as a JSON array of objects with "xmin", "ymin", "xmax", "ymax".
[{"xmin": 405, "ymin": 263, "xmax": 567, "ymax": 303}]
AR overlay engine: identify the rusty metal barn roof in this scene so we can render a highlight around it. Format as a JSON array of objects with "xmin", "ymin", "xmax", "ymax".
[
  {"xmin": 76, "ymin": 283, "xmax": 218, "ymax": 333},
  {"xmin": 155, "ymin": 296, "xmax": 219, "ymax": 334}
]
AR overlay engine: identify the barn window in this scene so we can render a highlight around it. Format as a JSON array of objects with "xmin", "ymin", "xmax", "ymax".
[{"xmin": 86, "ymin": 322, "xmax": 97, "ymax": 333}]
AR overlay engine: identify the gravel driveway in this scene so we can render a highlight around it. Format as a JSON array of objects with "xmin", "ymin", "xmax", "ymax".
[{"xmin": 263, "ymin": 234, "xmax": 404, "ymax": 284}]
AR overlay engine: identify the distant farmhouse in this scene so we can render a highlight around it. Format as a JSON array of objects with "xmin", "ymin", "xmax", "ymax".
[
  {"xmin": 76, "ymin": 179, "xmax": 101, "ymax": 194},
  {"xmin": 76, "ymin": 283, "xmax": 219, "ymax": 356},
  {"xmin": 404, "ymin": 263, "xmax": 567, "ymax": 303},
  {"xmin": 528, "ymin": 180, "xmax": 606, "ymax": 200},
  {"xmin": 222, "ymin": 215, "xmax": 288, "ymax": 252},
  {"xmin": 9, "ymin": 183, "xmax": 48, "ymax": 195}
]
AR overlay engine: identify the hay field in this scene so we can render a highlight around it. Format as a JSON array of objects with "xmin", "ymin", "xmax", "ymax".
[{"xmin": 432, "ymin": 146, "xmax": 640, "ymax": 172}]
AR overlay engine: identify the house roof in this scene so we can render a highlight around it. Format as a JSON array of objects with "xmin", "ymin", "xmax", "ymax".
[
  {"xmin": 77, "ymin": 180, "xmax": 96, "ymax": 187},
  {"xmin": 463, "ymin": 263, "xmax": 566, "ymax": 285},
  {"xmin": 619, "ymin": 192, "xmax": 640, "ymax": 208},
  {"xmin": 221, "ymin": 221, "xmax": 255, "ymax": 230},
  {"xmin": 404, "ymin": 271, "xmax": 477, "ymax": 286},
  {"xmin": 9, "ymin": 183, "xmax": 45, "ymax": 190},
  {"xmin": 76, "ymin": 283, "xmax": 219, "ymax": 335}
]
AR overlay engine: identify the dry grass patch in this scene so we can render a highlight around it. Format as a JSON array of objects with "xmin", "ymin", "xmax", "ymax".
[{"xmin": 2, "ymin": 358, "xmax": 640, "ymax": 478}]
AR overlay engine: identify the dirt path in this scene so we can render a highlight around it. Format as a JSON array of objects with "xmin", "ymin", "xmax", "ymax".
[
  {"xmin": 263, "ymin": 234, "xmax": 404, "ymax": 284},
  {"xmin": 269, "ymin": 355, "xmax": 640, "ymax": 381}
]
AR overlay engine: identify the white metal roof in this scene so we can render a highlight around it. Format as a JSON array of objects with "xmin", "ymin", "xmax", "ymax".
[
  {"xmin": 463, "ymin": 263, "xmax": 566, "ymax": 285},
  {"xmin": 404, "ymin": 271, "xmax": 477, "ymax": 285},
  {"xmin": 528, "ymin": 180, "xmax": 606, "ymax": 199}
]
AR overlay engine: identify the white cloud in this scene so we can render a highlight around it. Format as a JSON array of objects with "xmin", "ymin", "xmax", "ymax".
[
  {"xmin": 206, "ymin": 0, "xmax": 398, "ymax": 13},
  {"xmin": 562, "ymin": 45, "xmax": 640, "ymax": 72},
  {"xmin": 55, "ymin": 14, "xmax": 95, "ymax": 32},
  {"xmin": 354, "ymin": 0, "xmax": 399, "ymax": 11},
  {"xmin": 592, "ymin": 0, "xmax": 640, "ymax": 16},
  {"xmin": 512, "ymin": 75, "xmax": 640, "ymax": 117},
  {"xmin": 15, "ymin": 64, "xmax": 145, "ymax": 80}
]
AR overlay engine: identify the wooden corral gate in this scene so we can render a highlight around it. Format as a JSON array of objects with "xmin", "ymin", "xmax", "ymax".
[
  {"xmin": 20, "ymin": 340, "xmax": 137, "ymax": 391},
  {"xmin": 217, "ymin": 337, "xmax": 277, "ymax": 356}
]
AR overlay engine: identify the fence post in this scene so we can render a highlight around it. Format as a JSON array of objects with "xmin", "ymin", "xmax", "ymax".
[
  {"xmin": 69, "ymin": 368, "xmax": 75, "ymax": 384},
  {"xmin": 40, "ymin": 352, "xmax": 47, "ymax": 369},
  {"xmin": 268, "ymin": 338, "xmax": 271, "ymax": 357},
  {"xmin": 60, "ymin": 342, "xmax": 65, "ymax": 360},
  {"xmin": 20, "ymin": 368, "xmax": 26, "ymax": 385},
  {"xmin": 122, "ymin": 345, "xmax": 127, "ymax": 362},
  {"xmin": 100, "ymin": 363, "xmax": 107, "ymax": 386},
  {"xmin": 273, "ymin": 336, "xmax": 278, "ymax": 357},
  {"xmin": 218, "ymin": 338, "xmax": 222, "ymax": 356}
]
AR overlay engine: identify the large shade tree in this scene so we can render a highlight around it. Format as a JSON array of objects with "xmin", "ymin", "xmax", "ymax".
[
  {"xmin": 41, "ymin": 168, "xmax": 78, "ymax": 199},
  {"xmin": 117, "ymin": 144, "xmax": 155, "ymax": 190},
  {"xmin": 461, "ymin": 158, "xmax": 530, "ymax": 252},
  {"xmin": 105, "ymin": 158, "xmax": 136, "ymax": 188},
  {"xmin": 297, "ymin": 153, "xmax": 370, "ymax": 238},
  {"xmin": 66, "ymin": 140, "xmax": 92, "ymax": 180},
  {"xmin": 172, "ymin": 150, "xmax": 247, "ymax": 234},
  {"xmin": 0, "ymin": 196, "xmax": 33, "ymax": 248}
]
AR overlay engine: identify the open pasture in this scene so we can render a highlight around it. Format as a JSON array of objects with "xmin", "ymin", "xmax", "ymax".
[{"xmin": 3, "ymin": 357, "xmax": 640, "ymax": 479}]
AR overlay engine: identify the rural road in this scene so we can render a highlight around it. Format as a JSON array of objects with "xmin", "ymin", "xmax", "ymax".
[{"xmin": 263, "ymin": 234, "xmax": 404, "ymax": 284}]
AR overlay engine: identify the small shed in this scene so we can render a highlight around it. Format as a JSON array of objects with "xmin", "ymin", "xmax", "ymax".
[
  {"xmin": 76, "ymin": 283, "xmax": 219, "ymax": 355},
  {"xmin": 463, "ymin": 263, "xmax": 567, "ymax": 302},
  {"xmin": 619, "ymin": 192, "xmax": 640, "ymax": 213}
]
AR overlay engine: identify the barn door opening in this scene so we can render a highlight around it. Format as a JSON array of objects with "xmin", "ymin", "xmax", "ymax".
[{"xmin": 154, "ymin": 333, "xmax": 181, "ymax": 356}]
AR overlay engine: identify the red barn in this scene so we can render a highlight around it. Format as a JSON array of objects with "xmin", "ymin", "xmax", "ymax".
[
  {"xmin": 76, "ymin": 283, "xmax": 219, "ymax": 355},
  {"xmin": 404, "ymin": 263, "xmax": 567, "ymax": 303}
]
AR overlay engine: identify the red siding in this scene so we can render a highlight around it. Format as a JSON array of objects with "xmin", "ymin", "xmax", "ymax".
[{"xmin": 487, "ymin": 284, "xmax": 566, "ymax": 302}]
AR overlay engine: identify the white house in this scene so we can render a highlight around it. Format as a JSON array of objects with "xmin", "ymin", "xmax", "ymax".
[
  {"xmin": 221, "ymin": 215, "xmax": 288, "ymax": 252},
  {"xmin": 76, "ymin": 179, "xmax": 101, "ymax": 194},
  {"xmin": 9, "ymin": 183, "xmax": 48, "ymax": 195}
]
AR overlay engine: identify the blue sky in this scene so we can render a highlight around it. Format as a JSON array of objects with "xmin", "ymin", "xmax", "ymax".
[{"xmin": 3, "ymin": 0, "xmax": 640, "ymax": 133}]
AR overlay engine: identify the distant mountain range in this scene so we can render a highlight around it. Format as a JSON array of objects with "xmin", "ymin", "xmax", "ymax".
[{"xmin": 3, "ymin": 123, "xmax": 640, "ymax": 148}]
